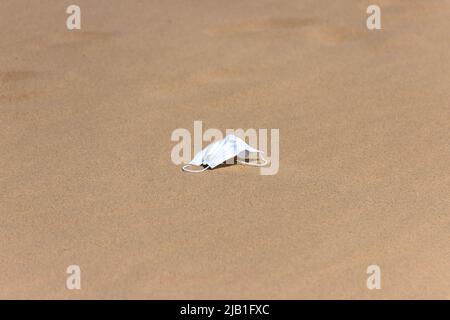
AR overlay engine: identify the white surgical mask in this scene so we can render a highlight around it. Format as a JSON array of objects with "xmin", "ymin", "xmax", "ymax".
[{"xmin": 182, "ymin": 134, "xmax": 268, "ymax": 173}]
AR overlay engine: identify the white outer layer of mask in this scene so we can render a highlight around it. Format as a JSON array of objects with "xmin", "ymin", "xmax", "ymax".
[{"xmin": 182, "ymin": 134, "xmax": 268, "ymax": 173}]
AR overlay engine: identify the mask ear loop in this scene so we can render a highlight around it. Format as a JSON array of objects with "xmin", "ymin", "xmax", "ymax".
[
  {"xmin": 237, "ymin": 153, "xmax": 268, "ymax": 167},
  {"xmin": 182, "ymin": 164, "xmax": 210, "ymax": 173}
]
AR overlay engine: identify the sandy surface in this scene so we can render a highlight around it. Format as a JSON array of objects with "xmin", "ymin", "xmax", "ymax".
[{"xmin": 1, "ymin": 0, "xmax": 449, "ymax": 299}]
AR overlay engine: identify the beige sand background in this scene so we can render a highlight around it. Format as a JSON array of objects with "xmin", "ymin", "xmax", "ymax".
[{"xmin": 1, "ymin": 0, "xmax": 449, "ymax": 299}]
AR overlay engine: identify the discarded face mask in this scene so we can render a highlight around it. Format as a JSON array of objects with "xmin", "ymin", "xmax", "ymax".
[{"xmin": 182, "ymin": 134, "xmax": 268, "ymax": 173}]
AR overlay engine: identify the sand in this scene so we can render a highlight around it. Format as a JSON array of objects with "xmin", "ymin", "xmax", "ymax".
[{"xmin": 1, "ymin": 0, "xmax": 449, "ymax": 299}]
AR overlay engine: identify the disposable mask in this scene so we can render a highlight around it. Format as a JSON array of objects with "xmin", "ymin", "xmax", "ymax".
[{"xmin": 182, "ymin": 134, "xmax": 268, "ymax": 173}]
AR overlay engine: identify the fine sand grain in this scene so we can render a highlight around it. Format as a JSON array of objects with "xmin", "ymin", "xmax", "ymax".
[{"xmin": 1, "ymin": 0, "xmax": 449, "ymax": 299}]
